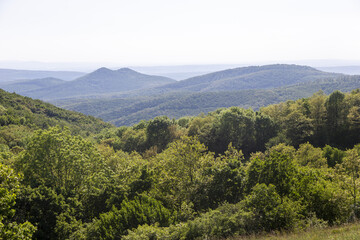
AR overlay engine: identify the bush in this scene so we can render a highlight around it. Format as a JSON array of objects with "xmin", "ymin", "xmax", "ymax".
[
  {"xmin": 79, "ymin": 195, "xmax": 174, "ymax": 240},
  {"xmin": 124, "ymin": 184, "xmax": 303, "ymax": 239}
]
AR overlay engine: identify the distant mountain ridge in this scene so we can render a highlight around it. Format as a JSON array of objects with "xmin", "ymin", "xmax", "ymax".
[
  {"xmin": 152, "ymin": 64, "xmax": 342, "ymax": 93},
  {"xmin": 22, "ymin": 67, "xmax": 176, "ymax": 100},
  {"xmin": 0, "ymin": 68, "xmax": 85, "ymax": 82},
  {"xmin": 317, "ymin": 66, "xmax": 360, "ymax": 75}
]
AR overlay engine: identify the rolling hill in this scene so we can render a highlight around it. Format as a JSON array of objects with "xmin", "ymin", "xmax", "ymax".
[
  {"xmin": 0, "ymin": 89, "xmax": 111, "ymax": 146},
  {"xmin": 150, "ymin": 64, "xmax": 342, "ymax": 93},
  {"xmin": 58, "ymin": 75, "xmax": 360, "ymax": 126},
  {"xmin": 0, "ymin": 77, "xmax": 65, "ymax": 94},
  {"xmin": 23, "ymin": 67, "xmax": 176, "ymax": 100}
]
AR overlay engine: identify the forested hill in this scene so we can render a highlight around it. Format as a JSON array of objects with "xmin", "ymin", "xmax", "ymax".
[
  {"xmin": 0, "ymin": 89, "xmax": 111, "ymax": 147},
  {"xmin": 151, "ymin": 64, "xmax": 342, "ymax": 93},
  {"xmin": 24, "ymin": 67, "xmax": 176, "ymax": 100},
  {"xmin": 59, "ymin": 75, "xmax": 360, "ymax": 126}
]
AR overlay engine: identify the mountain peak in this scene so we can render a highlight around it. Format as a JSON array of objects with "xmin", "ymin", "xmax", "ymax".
[
  {"xmin": 94, "ymin": 67, "xmax": 112, "ymax": 73},
  {"xmin": 23, "ymin": 66, "xmax": 175, "ymax": 100},
  {"xmin": 85, "ymin": 67, "xmax": 114, "ymax": 78},
  {"xmin": 116, "ymin": 67, "xmax": 137, "ymax": 73}
]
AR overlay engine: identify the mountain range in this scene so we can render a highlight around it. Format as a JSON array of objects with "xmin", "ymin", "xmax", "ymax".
[
  {"xmin": 5, "ymin": 64, "xmax": 344, "ymax": 101},
  {"xmin": 317, "ymin": 66, "xmax": 360, "ymax": 75},
  {"xmin": 0, "ymin": 64, "xmax": 359, "ymax": 126}
]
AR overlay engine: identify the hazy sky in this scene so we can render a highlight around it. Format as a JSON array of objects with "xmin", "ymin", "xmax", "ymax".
[{"xmin": 0, "ymin": 0, "xmax": 359, "ymax": 67}]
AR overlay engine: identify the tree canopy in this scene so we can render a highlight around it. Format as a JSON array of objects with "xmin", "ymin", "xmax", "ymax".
[{"xmin": 0, "ymin": 89, "xmax": 359, "ymax": 239}]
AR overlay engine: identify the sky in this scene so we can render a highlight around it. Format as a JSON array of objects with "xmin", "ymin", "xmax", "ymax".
[{"xmin": 0, "ymin": 0, "xmax": 359, "ymax": 69}]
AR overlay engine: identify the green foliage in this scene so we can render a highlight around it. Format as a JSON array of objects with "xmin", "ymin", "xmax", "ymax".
[
  {"xmin": 243, "ymin": 183, "xmax": 302, "ymax": 232},
  {"xmin": 336, "ymin": 147, "xmax": 360, "ymax": 219},
  {"xmin": 101, "ymin": 148, "xmax": 152, "ymax": 208},
  {"xmin": 17, "ymin": 127, "xmax": 106, "ymax": 196},
  {"xmin": 262, "ymin": 89, "xmax": 360, "ymax": 149},
  {"xmin": 246, "ymin": 144, "xmax": 298, "ymax": 197},
  {"xmin": 115, "ymin": 127, "xmax": 147, "ymax": 153},
  {"xmin": 150, "ymin": 136, "xmax": 215, "ymax": 211},
  {"xmin": 295, "ymin": 143, "xmax": 327, "ymax": 168},
  {"xmin": 146, "ymin": 116, "xmax": 174, "ymax": 151},
  {"xmin": 294, "ymin": 167, "xmax": 350, "ymax": 224},
  {"xmin": 0, "ymin": 163, "xmax": 36, "ymax": 239},
  {"xmin": 308, "ymin": 91, "xmax": 327, "ymax": 146},
  {"xmin": 187, "ymin": 107, "xmax": 277, "ymax": 156},
  {"xmin": 14, "ymin": 127, "xmax": 108, "ymax": 239},
  {"xmin": 198, "ymin": 144, "xmax": 246, "ymax": 209},
  {"xmin": 79, "ymin": 195, "xmax": 174, "ymax": 240},
  {"xmin": 210, "ymin": 107, "xmax": 257, "ymax": 154},
  {"xmin": 283, "ymin": 101, "xmax": 313, "ymax": 146},
  {"xmin": 323, "ymin": 145, "xmax": 345, "ymax": 167},
  {"xmin": 125, "ymin": 184, "xmax": 302, "ymax": 240},
  {"xmin": 95, "ymin": 116, "xmax": 183, "ymax": 154},
  {"xmin": 326, "ymin": 91, "xmax": 347, "ymax": 146},
  {"xmin": 15, "ymin": 185, "xmax": 67, "ymax": 239},
  {"xmin": 1, "ymin": 88, "xmax": 359, "ymax": 239},
  {"xmin": 0, "ymin": 89, "xmax": 111, "ymax": 149}
]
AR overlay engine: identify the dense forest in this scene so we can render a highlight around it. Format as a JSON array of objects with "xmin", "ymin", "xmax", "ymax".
[{"xmin": 0, "ymin": 89, "xmax": 360, "ymax": 239}]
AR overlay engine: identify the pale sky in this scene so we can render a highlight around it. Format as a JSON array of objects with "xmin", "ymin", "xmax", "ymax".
[{"xmin": 0, "ymin": 0, "xmax": 359, "ymax": 67}]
